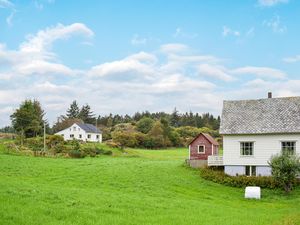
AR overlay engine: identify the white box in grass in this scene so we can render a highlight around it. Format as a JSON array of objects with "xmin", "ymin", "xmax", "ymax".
[{"xmin": 245, "ymin": 186, "xmax": 261, "ymax": 199}]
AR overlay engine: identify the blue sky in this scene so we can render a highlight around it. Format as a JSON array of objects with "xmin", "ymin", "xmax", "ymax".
[{"xmin": 1, "ymin": 0, "xmax": 300, "ymax": 126}]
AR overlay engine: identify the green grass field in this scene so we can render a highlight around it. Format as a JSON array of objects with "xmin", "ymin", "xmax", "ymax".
[{"xmin": 0, "ymin": 142, "xmax": 299, "ymax": 225}]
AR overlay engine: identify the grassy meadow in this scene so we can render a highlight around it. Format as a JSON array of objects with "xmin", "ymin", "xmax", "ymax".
[{"xmin": 0, "ymin": 141, "xmax": 299, "ymax": 225}]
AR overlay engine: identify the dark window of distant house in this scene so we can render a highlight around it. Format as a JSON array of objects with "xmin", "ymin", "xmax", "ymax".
[
  {"xmin": 87, "ymin": 134, "xmax": 91, "ymax": 139},
  {"xmin": 240, "ymin": 142, "xmax": 254, "ymax": 156},
  {"xmin": 96, "ymin": 135, "xmax": 99, "ymax": 139},
  {"xmin": 197, "ymin": 145, "xmax": 205, "ymax": 154},
  {"xmin": 281, "ymin": 141, "xmax": 296, "ymax": 155},
  {"xmin": 79, "ymin": 134, "xmax": 82, "ymax": 138},
  {"xmin": 70, "ymin": 134, "xmax": 74, "ymax": 138}
]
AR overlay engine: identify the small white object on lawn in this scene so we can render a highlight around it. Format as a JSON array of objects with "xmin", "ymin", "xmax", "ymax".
[{"xmin": 245, "ymin": 186, "xmax": 261, "ymax": 199}]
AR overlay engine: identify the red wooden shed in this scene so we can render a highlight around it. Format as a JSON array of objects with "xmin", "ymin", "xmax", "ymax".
[{"xmin": 188, "ymin": 133, "xmax": 219, "ymax": 167}]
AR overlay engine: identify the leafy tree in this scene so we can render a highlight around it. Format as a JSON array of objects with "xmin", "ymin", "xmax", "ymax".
[
  {"xmin": 66, "ymin": 100, "xmax": 80, "ymax": 118},
  {"xmin": 268, "ymin": 152, "xmax": 300, "ymax": 193},
  {"xmin": 136, "ymin": 117, "xmax": 155, "ymax": 134},
  {"xmin": 10, "ymin": 99, "xmax": 46, "ymax": 138},
  {"xmin": 111, "ymin": 131, "xmax": 138, "ymax": 149}
]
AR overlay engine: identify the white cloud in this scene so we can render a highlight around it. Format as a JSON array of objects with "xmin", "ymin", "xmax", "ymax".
[
  {"xmin": 198, "ymin": 64, "xmax": 234, "ymax": 81},
  {"xmin": 232, "ymin": 66, "xmax": 286, "ymax": 79},
  {"xmin": 131, "ymin": 34, "xmax": 147, "ymax": 45},
  {"xmin": 263, "ymin": 15, "xmax": 286, "ymax": 33},
  {"xmin": 258, "ymin": 0, "xmax": 288, "ymax": 7},
  {"xmin": 173, "ymin": 27, "xmax": 198, "ymax": 39},
  {"xmin": 222, "ymin": 26, "xmax": 240, "ymax": 37},
  {"xmin": 283, "ymin": 55, "xmax": 300, "ymax": 63},
  {"xmin": 20, "ymin": 23, "xmax": 94, "ymax": 53},
  {"xmin": 160, "ymin": 43, "xmax": 189, "ymax": 54},
  {"xmin": 0, "ymin": 0, "xmax": 13, "ymax": 8}
]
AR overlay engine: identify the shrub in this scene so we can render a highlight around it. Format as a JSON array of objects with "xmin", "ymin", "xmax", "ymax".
[
  {"xmin": 68, "ymin": 149, "xmax": 85, "ymax": 158},
  {"xmin": 269, "ymin": 152, "xmax": 300, "ymax": 193},
  {"xmin": 199, "ymin": 167, "xmax": 283, "ymax": 189}
]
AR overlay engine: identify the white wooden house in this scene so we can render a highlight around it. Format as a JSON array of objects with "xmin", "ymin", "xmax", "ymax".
[
  {"xmin": 208, "ymin": 93, "xmax": 300, "ymax": 176},
  {"xmin": 55, "ymin": 123, "xmax": 102, "ymax": 143}
]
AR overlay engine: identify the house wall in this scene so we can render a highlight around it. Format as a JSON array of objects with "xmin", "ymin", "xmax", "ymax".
[
  {"xmin": 189, "ymin": 134, "xmax": 218, "ymax": 160},
  {"xmin": 223, "ymin": 134, "xmax": 300, "ymax": 166},
  {"xmin": 55, "ymin": 123, "xmax": 102, "ymax": 143},
  {"xmin": 223, "ymin": 134, "xmax": 300, "ymax": 176}
]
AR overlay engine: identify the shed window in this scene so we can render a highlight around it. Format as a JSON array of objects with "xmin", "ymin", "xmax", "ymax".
[
  {"xmin": 240, "ymin": 142, "xmax": 254, "ymax": 156},
  {"xmin": 245, "ymin": 166, "xmax": 256, "ymax": 176},
  {"xmin": 281, "ymin": 141, "xmax": 296, "ymax": 155},
  {"xmin": 197, "ymin": 145, "xmax": 205, "ymax": 154}
]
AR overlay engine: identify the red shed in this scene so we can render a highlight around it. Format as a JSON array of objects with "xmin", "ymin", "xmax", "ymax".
[{"xmin": 188, "ymin": 133, "xmax": 219, "ymax": 167}]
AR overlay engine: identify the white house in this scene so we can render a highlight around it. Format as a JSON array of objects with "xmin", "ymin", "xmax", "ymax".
[
  {"xmin": 209, "ymin": 93, "xmax": 300, "ymax": 176},
  {"xmin": 55, "ymin": 123, "xmax": 102, "ymax": 143}
]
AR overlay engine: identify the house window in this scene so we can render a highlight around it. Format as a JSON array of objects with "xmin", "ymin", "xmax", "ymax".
[
  {"xmin": 281, "ymin": 141, "xmax": 296, "ymax": 155},
  {"xmin": 245, "ymin": 166, "xmax": 256, "ymax": 176},
  {"xmin": 96, "ymin": 135, "xmax": 99, "ymax": 139},
  {"xmin": 79, "ymin": 134, "xmax": 82, "ymax": 138},
  {"xmin": 197, "ymin": 145, "xmax": 205, "ymax": 154},
  {"xmin": 87, "ymin": 134, "xmax": 91, "ymax": 139},
  {"xmin": 240, "ymin": 142, "xmax": 254, "ymax": 156},
  {"xmin": 70, "ymin": 134, "xmax": 74, "ymax": 138},
  {"xmin": 73, "ymin": 127, "xmax": 76, "ymax": 131}
]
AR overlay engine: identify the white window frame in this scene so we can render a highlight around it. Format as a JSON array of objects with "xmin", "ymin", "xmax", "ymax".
[
  {"xmin": 197, "ymin": 145, "xmax": 205, "ymax": 154},
  {"xmin": 281, "ymin": 141, "xmax": 296, "ymax": 155},
  {"xmin": 245, "ymin": 165, "xmax": 256, "ymax": 176},
  {"xmin": 79, "ymin": 134, "xmax": 82, "ymax": 139},
  {"xmin": 240, "ymin": 142, "xmax": 254, "ymax": 157}
]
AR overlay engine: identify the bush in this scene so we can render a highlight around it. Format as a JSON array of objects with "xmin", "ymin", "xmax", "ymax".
[
  {"xmin": 200, "ymin": 167, "xmax": 283, "ymax": 189},
  {"xmin": 68, "ymin": 149, "xmax": 85, "ymax": 158}
]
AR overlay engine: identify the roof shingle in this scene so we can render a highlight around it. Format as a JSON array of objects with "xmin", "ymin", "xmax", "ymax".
[{"xmin": 220, "ymin": 96, "xmax": 300, "ymax": 134}]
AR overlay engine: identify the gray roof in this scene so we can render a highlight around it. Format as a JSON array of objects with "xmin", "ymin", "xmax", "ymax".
[
  {"xmin": 220, "ymin": 96, "xmax": 300, "ymax": 135},
  {"xmin": 76, "ymin": 123, "xmax": 101, "ymax": 133}
]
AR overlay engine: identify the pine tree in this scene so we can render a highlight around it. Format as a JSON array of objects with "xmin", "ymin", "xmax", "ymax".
[
  {"xmin": 66, "ymin": 100, "xmax": 80, "ymax": 118},
  {"xmin": 79, "ymin": 104, "xmax": 96, "ymax": 124}
]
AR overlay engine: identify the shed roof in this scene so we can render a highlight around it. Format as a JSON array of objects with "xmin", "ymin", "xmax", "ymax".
[
  {"xmin": 76, "ymin": 123, "xmax": 101, "ymax": 134},
  {"xmin": 189, "ymin": 133, "xmax": 219, "ymax": 146},
  {"xmin": 219, "ymin": 96, "xmax": 300, "ymax": 135}
]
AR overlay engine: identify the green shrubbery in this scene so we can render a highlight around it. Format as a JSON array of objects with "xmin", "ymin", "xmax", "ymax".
[
  {"xmin": 200, "ymin": 167, "xmax": 285, "ymax": 189},
  {"xmin": 4, "ymin": 135, "xmax": 115, "ymax": 159}
]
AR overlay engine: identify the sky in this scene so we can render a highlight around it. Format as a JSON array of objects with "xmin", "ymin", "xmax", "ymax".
[{"xmin": 1, "ymin": 0, "xmax": 300, "ymax": 126}]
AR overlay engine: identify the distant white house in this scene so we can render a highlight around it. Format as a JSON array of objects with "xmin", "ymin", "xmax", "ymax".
[
  {"xmin": 55, "ymin": 123, "xmax": 102, "ymax": 143},
  {"xmin": 208, "ymin": 93, "xmax": 300, "ymax": 176}
]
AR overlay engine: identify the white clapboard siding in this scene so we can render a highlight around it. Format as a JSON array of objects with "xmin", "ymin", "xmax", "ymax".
[{"xmin": 223, "ymin": 134, "xmax": 300, "ymax": 166}]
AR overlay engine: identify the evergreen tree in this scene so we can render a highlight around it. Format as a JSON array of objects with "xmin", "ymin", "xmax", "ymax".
[
  {"xmin": 170, "ymin": 107, "xmax": 180, "ymax": 127},
  {"xmin": 79, "ymin": 104, "xmax": 96, "ymax": 124},
  {"xmin": 66, "ymin": 100, "xmax": 80, "ymax": 118}
]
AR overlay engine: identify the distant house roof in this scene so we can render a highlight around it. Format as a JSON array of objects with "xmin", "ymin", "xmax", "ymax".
[
  {"xmin": 76, "ymin": 123, "xmax": 101, "ymax": 134},
  {"xmin": 220, "ymin": 96, "xmax": 300, "ymax": 135},
  {"xmin": 189, "ymin": 133, "xmax": 219, "ymax": 146}
]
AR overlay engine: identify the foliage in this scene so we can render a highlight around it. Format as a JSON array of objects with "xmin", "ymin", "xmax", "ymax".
[
  {"xmin": 136, "ymin": 117, "xmax": 155, "ymax": 134},
  {"xmin": 269, "ymin": 152, "xmax": 300, "ymax": 193},
  {"xmin": 199, "ymin": 167, "xmax": 283, "ymax": 189},
  {"xmin": 66, "ymin": 100, "xmax": 80, "ymax": 118},
  {"xmin": 10, "ymin": 99, "xmax": 46, "ymax": 138},
  {"xmin": 111, "ymin": 130, "xmax": 139, "ymax": 149},
  {"xmin": 79, "ymin": 104, "xmax": 96, "ymax": 124}
]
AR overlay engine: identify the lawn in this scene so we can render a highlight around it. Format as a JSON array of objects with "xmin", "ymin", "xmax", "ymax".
[{"xmin": 0, "ymin": 143, "xmax": 299, "ymax": 225}]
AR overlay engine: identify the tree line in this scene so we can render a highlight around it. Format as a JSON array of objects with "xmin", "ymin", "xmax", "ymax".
[{"xmin": 6, "ymin": 99, "xmax": 221, "ymax": 148}]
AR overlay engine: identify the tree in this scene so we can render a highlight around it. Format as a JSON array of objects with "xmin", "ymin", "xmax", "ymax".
[
  {"xmin": 52, "ymin": 116, "xmax": 83, "ymax": 133},
  {"xmin": 66, "ymin": 100, "xmax": 80, "ymax": 118},
  {"xmin": 268, "ymin": 152, "xmax": 300, "ymax": 193},
  {"xmin": 170, "ymin": 107, "xmax": 180, "ymax": 127},
  {"xmin": 136, "ymin": 117, "xmax": 155, "ymax": 134},
  {"xmin": 10, "ymin": 99, "xmax": 46, "ymax": 138},
  {"xmin": 79, "ymin": 104, "xmax": 96, "ymax": 124}
]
